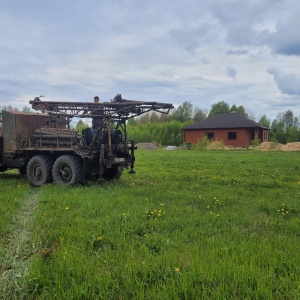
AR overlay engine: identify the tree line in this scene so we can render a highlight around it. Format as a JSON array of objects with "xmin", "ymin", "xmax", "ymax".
[{"xmin": 127, "ymin": 101, "xmax": 300, "ymax": 145}]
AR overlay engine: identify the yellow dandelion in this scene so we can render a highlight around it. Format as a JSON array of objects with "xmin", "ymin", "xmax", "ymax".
[
  {"xmin": 97, "ymin": 236, "xmax": 102, "ymax": 241},
  {"xmin": 65, "ymin": 207, "xmax": 69, "ymax": 210},
  {"xmin": 175, "ymin": 267, "xmax": 180, "ymax": 272}
]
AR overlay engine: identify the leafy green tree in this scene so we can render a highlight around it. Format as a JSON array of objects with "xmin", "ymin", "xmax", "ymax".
[
  {"xmin": 175, "ymin": 101, "xmax": 193, "ymax": 122},
  {"xmin": 76, "ymin": 119, "xmax": 89, "ymax": 134},
  {"xmin": 150, "ymin": 111, "xmax": 159, "ymax": 123},
  {"xmin": 286, "ymin": 126, "xmax": 299, "ymax": 143},
  {"xmin": 23, "ymin": 106, "xmax": 31, "ymax": 112},
  {"xmin": 127, "ymin": 118, "xmax": 138, "ymax": 126},
  {"xmin": 258, "ymin": 114, "xmax": 270, "ymax": 128},
  {"xmin": 281, "ymin": 110, "xmax": 297, "ymax": 127},
  {"xmin": 1, "ymin": 105, "xmax": 18, "ymax": 111},
  {"xmin": 270, "ymin": 110, "xmax": 300, "ymax": 143},
  {"xmin": 208, "ymin": 101, "xmax": 230, "ymax": 117},
  {"xmin": 230, "ymin": 104, "xmax": 248, "ymax": 118},
  {"xmin": 139, "ymin": 113, "xmax": 150, "ymax": 124},
  {"xmin": 159, "ymin": 113, "xmax": 170, "ymax": 123},
  {"xmin": 269, "ymin": 120, "xmax": 287, "ymax": 144},
  {"xmin": 193, "ymin": 107, "xmax": 207, "ymax": 122},
  {"xmin": 127, "ymin": 120, "xmax": 184, "ymax": 146}
]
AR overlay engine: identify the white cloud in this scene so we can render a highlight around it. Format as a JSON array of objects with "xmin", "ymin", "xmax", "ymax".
[
  {"xmin": 267, "ymin": 69, "xmax": 300, "ymax": 96},
  {"xmin": 0, "ymin": 0, "xmax": 300, "ymax": 119}
]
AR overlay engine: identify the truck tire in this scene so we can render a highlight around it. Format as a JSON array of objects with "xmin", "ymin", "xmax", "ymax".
[
  {"xmin": 52, "ymin": 155, "xmax": 83, "ymax": 185},
  {"xmin": 27, "ymin": 155, "xmax": 53, "ymax": 187},
  {"xmin": 103, "ymin": 167, "xmax": 122, "ymax": 180}
]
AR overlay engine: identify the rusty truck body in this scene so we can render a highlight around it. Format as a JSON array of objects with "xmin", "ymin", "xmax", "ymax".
[{"xmin": 0, "ymin": 95, "xmax": 173, "ymax": 186}]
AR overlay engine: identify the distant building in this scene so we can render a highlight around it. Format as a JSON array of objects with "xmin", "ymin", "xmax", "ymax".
[{"xmin": 182, "ymin": 112, "xmax": 269, "ymax": 147}]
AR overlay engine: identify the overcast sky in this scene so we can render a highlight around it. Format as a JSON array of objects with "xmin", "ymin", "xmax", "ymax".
[{"xmin": 1, "ymin": 0, "xmax": 300, "ymax": 121}]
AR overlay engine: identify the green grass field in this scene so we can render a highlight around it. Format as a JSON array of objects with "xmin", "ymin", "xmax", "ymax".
[{"xmin": 1, "ymin": 150, "xmax": 300, "ymax": 299}]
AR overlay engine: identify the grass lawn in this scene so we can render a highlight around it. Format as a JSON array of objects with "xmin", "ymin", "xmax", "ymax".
[{"xmin": 1, "ymin": 150, "xmax": 300, "ymax": 299}]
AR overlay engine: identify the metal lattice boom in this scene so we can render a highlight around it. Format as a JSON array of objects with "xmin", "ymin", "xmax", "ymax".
[{"xmin": 29, "ymin": 95, "xmax": 174, "ymax": 121}]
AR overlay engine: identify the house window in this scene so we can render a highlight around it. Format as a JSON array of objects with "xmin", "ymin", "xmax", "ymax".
[
  {"xmin": 228, "ymin": 132, "xmax": 237, "ymax": 140},
  {"xmin": 206, "ymin": 132, "xmax": 214, "ymax": 140}
]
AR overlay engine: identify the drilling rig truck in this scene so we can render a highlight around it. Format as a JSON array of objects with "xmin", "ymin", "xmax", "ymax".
[{"xmin": 0, "ymin": 95, "xmax": 173, "ymax": 187}]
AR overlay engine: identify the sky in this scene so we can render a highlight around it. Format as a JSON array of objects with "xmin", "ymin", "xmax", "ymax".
[{"xmin": 1, "ymin": 0, "xmax": 300, "ymax": 122}]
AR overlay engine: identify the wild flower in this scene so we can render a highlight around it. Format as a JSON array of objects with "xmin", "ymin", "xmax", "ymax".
[
  {"xmin": 277, "ymin": 204, "xmax": 291, "ymax": 215},
  {"xmin": 146, "ymin": 207, "xmax": 165, "ymax": 220}
]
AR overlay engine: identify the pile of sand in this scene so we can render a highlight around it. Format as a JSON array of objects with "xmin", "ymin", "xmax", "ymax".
[
  {"xmin": 254, "ymin": 142, "xmax": 284, "ymax": 151},
  {"xmin": 207, "ymin": 141, "xmax": 225, "ymax": 150},
  {"xmin": 281, "ymin": 142, "xmax": 300, "ymax": 151},
  {"xmin": 254, "ymin": 142, "xmax": 300, "ymax": 151}
]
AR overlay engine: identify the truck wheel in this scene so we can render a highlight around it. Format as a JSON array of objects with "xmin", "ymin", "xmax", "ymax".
[
  {"xmin": 103, "ymin": 167, "xmax": 122, "ymax": 180},
  {"xmin": 27, "ymin": 155, "xmax": 53, "ymax": 187},
  {"xmin": 52, "ymin": 155, "xmax": 83, "ymax": 185}
]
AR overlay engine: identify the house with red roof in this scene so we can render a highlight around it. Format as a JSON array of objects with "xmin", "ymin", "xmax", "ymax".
[{"xmin": 182, "ymin": 112, "xmax": 269, "ymax": 147}]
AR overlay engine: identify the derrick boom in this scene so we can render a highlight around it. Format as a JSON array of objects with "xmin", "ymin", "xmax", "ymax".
[{"xmin": 29, "ymin": 96, "xmax": 174, "ymax": 120}]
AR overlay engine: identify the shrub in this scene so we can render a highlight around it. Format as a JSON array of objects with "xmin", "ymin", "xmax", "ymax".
[{"xmin": 251, "ymin": 135, "xmax": 261, "ymax": 147}]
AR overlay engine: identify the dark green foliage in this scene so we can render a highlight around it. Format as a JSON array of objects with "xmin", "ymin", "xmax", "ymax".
[
  {"xmin": 208, "ymin": 101, "xmax": 230, "ymax": 117},
  {"xmin": 127, "ymin": 120, "xmax": 191, "ymax": 146},
  {"xmin": 75, "ymin": 119, "xmax": 89, "ymax": 135}
]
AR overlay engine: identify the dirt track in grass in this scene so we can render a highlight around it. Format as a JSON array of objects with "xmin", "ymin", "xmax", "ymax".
[{"xmin": 0, "ymin": 189, "xmax": 40, "ymax": 299}]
